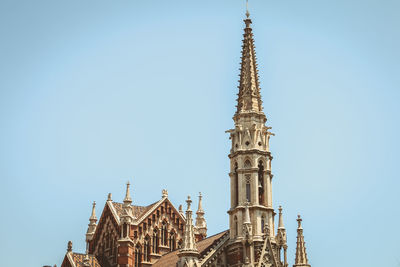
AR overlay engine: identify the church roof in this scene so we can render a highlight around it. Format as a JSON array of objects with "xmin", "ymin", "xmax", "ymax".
[
  {"xmin": 64, "ymin": 252, "xmax": 101, "ymax": 267},
  {"xmin": 152, "ymin": 230, "xmax": 228, "ymax": 267}
]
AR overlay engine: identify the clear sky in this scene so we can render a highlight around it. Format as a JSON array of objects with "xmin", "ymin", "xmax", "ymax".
[{"xmin": 0, "ymin": 0, "xmax": 399, "ymax": 266}]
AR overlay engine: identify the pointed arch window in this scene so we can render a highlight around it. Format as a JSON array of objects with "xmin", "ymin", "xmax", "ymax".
[
  {"xmin": 234, "ymin": 216, "xmax": 238, "ymax": 237},
  {"xmin": 169, "ymin": 231, "xmax": 176, "ymax": 251},
  {"xmin": 258, "ymin": 161, "xmax": 265, "ymax": 205},
  {"xmin": 134, "ymin": 244, "xmax": 142, "ymax": 267},
  {"xmin": 143, "ymin": 236, "xmax": 151, "ymax": 262},
  {"xmin": 161, "ymin": 221, "xmax": 168, "ymax": 246},
  {"xmin": 152, "ymin": 228, "xmax": 159, "ymax": 254},
  {"xmin": 245, "ymin": 174, "xmax": 251, "ymax": 202}
]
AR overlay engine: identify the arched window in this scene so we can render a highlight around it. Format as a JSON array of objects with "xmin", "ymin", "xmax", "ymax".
[
  {"xmin": 152, "ymin": 228, "xmax": 159, "ymax": 254},
  {"xmin": 134, "ymin": 244, "xmax": 142, "ymax": 267},
  {"xmin": 169, "ymin": 231, "xmax": 176, "ymax": 251},
  {"xmin": 234, "ymin": 162, "xmax": 239, "ymax": 207},
  {"xmin": 161, "ymin": 221, "xmax": 168, "ymax": 246},
  {"xmin": 258, "ymin": 161, "xmax": 265, "ymax": 205},
  {"xmin": 234, "ymin": 216, "xmax": 238, "ymax": 237},
  {"xmin": 143, "ymin": 236, "xmax": 151, "ymax": 262}
]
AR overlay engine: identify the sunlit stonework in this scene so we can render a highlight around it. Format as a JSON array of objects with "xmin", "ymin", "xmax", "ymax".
[{"xmin": 60, "ymin": 8, "xmax": 311, "ymax": 267}]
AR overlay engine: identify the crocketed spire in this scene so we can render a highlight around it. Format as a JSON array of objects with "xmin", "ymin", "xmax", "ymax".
[
  {"xmin": 86, "ymin": 201, "xmax": 97, "ymax": 243},
  {"xmin": 236, "ymin": 9, "xmax": 264, "ymax": 116},
  {"xmin": 195, "ymin": 192, "xmax": 207, "ymax": 239},
  {"xmin": 294, "ymin": 215, "xmax": 311, "ymax": 267},
  {"xmin": 177, "ymin": 196, "xmax": 199, "ymax": 267}
]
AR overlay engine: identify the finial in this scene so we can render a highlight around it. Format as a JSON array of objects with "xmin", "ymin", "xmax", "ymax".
[
  {"xmin": 246, "ymin": 0, "xmax": 250, "ymax": 18},
  {"xmin": 67, "ymin": 241, "xmax": 72, "ymax": 252},
  {"xmin": 123, "ymin": 181, "xmax": 132, "ymax": 205},
  {"xmin": 162, "ymin": 189, "xmax": 168, "ymax": 198},
  {"xmin": 197, "ymin": 192, "xmax": 204, "ymax": 213},
  {"xmin": 297, "ymin": 214, "xmax": 303, "ymax": 229},
  {"xmin": 90, "ymin": 201, "xmax": 97, "ymax": 220},
  {"xmin": 186, "ymin": 196, "xmax": 192, "ymax": 210},
  {"xmin": 278, "ymin": 205, "xmax": 285, "ymax": 229},
  {"xmin": 107, "ymin": 193, "xmax": 112, "ymax": 201}
]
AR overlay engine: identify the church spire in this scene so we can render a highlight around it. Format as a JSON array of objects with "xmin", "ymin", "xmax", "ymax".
[
  {"xmin": 236, "ymin": 2, "xmax": 264, "ymax": 117},
  {"xmin": 85, "ymin": 201, "xmax": 97, "ymax": 246},
  {"xmin": 177, "ymin": 196, "xmax": 200, "ymax": 267},
  {"xmin": 294, "ymin": 215, "xmax": 311, "ymax": 267}
]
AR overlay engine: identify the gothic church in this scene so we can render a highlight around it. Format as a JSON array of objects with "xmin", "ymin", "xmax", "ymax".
[{"xmin": 60, "ymin": 9, "xmax": 311, "ymax": 267}]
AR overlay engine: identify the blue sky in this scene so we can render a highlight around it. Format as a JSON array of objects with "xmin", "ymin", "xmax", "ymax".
[{"xmin": 0, "ymin": 0, "xmax": 399, "ymax": 266}]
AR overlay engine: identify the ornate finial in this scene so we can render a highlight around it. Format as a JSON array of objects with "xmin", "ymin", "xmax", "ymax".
[
  {"xmin": 279, "ymin": 205, "xmax": 282, "ymax": 214},
  {"xmin": 297, "ymin": 214, "xmax": 303, "ymax": 229},
  {"xmin": 246, "ymin": 0, "xmax": 250, "ymax": 18},
  {"xmin": 107, "ymin": 193, "xmax": 112, "ymax": 201},
  {"xmin": 186, "ymin": 196, "xmax": 192, "ymax": 210},
  {"xmin": 162, "ymin": 189, "xmax": 168, "ymax": 198},
  {"xmin": 67, "ymin": 241, "xmax": 72, "ymax": 252},
  {"xmin": 197, "ymin": 192, "xmax": 204, "ymax": 213}
]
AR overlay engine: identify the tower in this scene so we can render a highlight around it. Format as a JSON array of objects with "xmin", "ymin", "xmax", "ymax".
[{"xmin": 225, "ymin": 6, "xmax": 280, "ymax": 267}]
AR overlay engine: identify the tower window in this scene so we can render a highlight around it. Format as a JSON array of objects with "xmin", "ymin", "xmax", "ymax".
[
  {"xmin": 144, "ymin": 236, "xmax": 150, "ymax": 262},
  {"xmin": 234, "ymin": 163, "xmax": 239, "ymax": 207},
  {"xmin": 245, "ymin": 175, "xmax": 251, "ymax": 202},
  {"xmin": 161, "ymin": 221, "xmax": 168, "ymax": 246},
  {"xmin": 234, "ymin": 216, "xmax": 238, "ymax": 237},
  {"xmin": 258, "ymin": 161, "xmax": 265, "ymax": 205}
]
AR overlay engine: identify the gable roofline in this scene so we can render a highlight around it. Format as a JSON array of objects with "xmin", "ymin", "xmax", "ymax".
[
  {"xmin": 66, "ymin": 252, "xmax": 77, "ymax": 267},
  {"xmin": 134, "ymin": 196, "xmax": 186, "ymax": 225}
]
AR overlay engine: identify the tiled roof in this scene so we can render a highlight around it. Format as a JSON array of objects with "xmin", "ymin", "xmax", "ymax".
[
  {"xmin": 112, "ymin": 201, "xmax": 158, "ymax": 220},
  {"xmin": 152, "ymin": 230, "xmax": 229, "ymax": 267},
  {"xmin": 71, "ymin": 253, "xmax": 101, "ymax": 267}
]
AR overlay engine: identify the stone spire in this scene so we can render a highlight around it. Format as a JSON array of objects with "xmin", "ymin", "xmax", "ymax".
[
  {"xmin": 277, "ymin": 206, "xmax": 288, "ymax": 267},
  {"xmin": 195, "ymin": 192, "xmax": 207, "ymax": 240},
  {"xmin": 86, "ymin": 201, "xmax": 97, "ymax": 244},
  {"xmin": 294, "ymin": 215, "xmax": 311, "ymax": 267},
  {"xmin": 235, "ymin": 6, "xmax": 264, "ymax": 117},
  {"xmin": 177, "ymin": 196, "xmax": 199, "ymax": 267},
  {"xmin": 123, "ymin": 181, "xmax": 132, "ymax": 206}
]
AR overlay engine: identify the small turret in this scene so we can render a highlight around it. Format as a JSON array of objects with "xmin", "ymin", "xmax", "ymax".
[
  {"xmin": 194, "ymin": 192, "xmax": 207, "ymax": 241},
  {"xmin": 294, "ymin": 215, "xmax": 311, "ymax": 267}
]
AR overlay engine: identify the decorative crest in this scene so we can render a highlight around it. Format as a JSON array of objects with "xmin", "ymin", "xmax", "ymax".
[{"xmin": 162, "ymin": 189, "xmax": 168, "ymax": 198}]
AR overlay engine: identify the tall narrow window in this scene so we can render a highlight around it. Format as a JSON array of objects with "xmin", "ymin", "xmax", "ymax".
[
  {"xmin": 134, "ymin": 244, "xmax": 142, "ymax": 267},
  {"xmin": 152, "ymin": 228, "xmax": 159, "ymax": 254},
  {"xmin": 169, "ymin": 231, "xmax": 176, "ymax": 251},
  {"xmin": 161, "ymin": 221, "xmax": 168, "ymax": 246},
  {"xmin": 234, "ymin": 216, "xmax": 238, "ymax": 237},
  {"xmin": 261, "ymin": 216, "xmax": 265, "ymax": 233},
  {"xmin": 245, "ymin": 175, "xmax": 251, "ymax": 202},
  {"xmin": 234, "ymin": 162, "xmax": 239, "ymax": 207},
  {"xmin": 143, "ymin": 236, "xmax": 150, "ymax": 262},
  {"xmin": 258, "ymin": 161, "xmax": 265, "ymax": 205}
]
